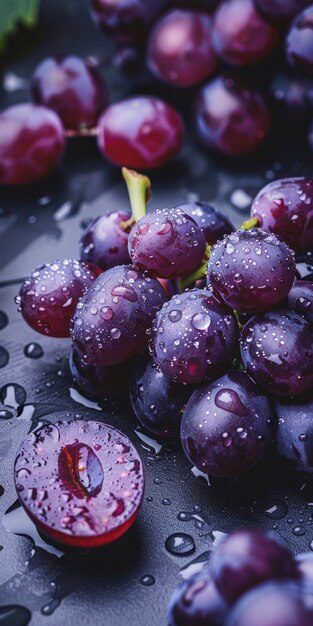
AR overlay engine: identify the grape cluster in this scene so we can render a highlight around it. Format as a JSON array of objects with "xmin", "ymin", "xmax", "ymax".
[{"xmin": 168, "ymin": 528, "xmax": 313, "ymax": 626}]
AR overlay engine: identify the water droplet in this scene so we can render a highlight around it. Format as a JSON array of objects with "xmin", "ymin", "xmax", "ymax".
[
  {"xmin": 162, "ymin": 498, "xmax": 171, "ymax": 506},
  {"xmin": 0, "ymin": 383, "xmax": 26, "ymax": 408},
  {"xmin": 165, "ymin": 533, "xmax": 195, "ymax": 556},
  {"xmin": 0, "ymin": 605, "xmax": 31, "ymax": 625},
  {"xmin": 168, "ymin": 310, "xmax": 182, "ymax": 323},
  {"xmin": 264, "ymin": 498, "xmax": 288, "ymax": 520},
  {"xmin": 140, "ymin": 575, "xmax": 155, "ymax": 586},
  {"xmin": 0, "ymin": 347, "xmax": 9, "ymax": 368},
  {"xmin": 191, "ymin": 313, "xmax": 211, "ymax": 331},
  {"xmin": 24, "ymin": 343, "xmax": 44, "ymax": 359},
  {"xmin": 293, "ymin": 526, "xmax": 306, "ymax": 536},
  {"xmin": 110, "ymin": 328, "xmax": 121, "ymax": 340},
  {"xmin": 0, "ymin": 311, "xmax": 8, "ymax": 330},
  {"xmin": 153, "ymin": 477, "xmax": 163, "ymax": 485},
  {"xmin": 100, "ymin": 306, "xmax": 113, "ymax": 321}
]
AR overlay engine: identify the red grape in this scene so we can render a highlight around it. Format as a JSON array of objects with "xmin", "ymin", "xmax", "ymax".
[
  {"xmin": 147, "ymin": 10, "xmax": 217, "ymax": 87},
  {"xmin": 181, "ymin": 370, "xmax": 275, "ymax": 477},
  {"xmin": 168, "ymin": 570, "xmax": 228, "ymax": 626},
  {"xmin": 80, "ymin": 211, "xmax": 131, "ymax": 270},
  {"xmin": 0, "ymin": 103, "xmax": 65, "ymax": 185},
  {"xmin": 17, "ymin": 259, "xmax": 101, "ymax": 338},
  {"xmin": 31, "ymin": 55, "xmax": 109, "ymax": 131},
  {"xmin": 251, "ymin": 177, "xmax": 313, "ymax": 252},
  {"xmin": 97, "ymin": 96, "xmax": 184, "ymax": 169},
  {"xmin": 91, "ymin": 0, "xmax": 167, "ymax": 43},
  {"xmin": 212, "ymin": 0, "xmax": 277, "ymax": 67},
  {"xmin": 195, "ymin": 77, "xmax": 270, "ymax": 156},
  {"xmin": 14, "ymin": 420, "xmax": 144, "ymax": 548},
  {"xmin": 286, "ymin": 6, "xmax": 313, "ymax": 75}
]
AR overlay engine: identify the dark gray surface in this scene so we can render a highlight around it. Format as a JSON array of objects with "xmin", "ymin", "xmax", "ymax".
[{"xmin": 0, "ymin": 2, "xmax": 313, "ymax": 625}]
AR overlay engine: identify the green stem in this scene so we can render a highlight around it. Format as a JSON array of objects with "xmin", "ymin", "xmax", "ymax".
[
  {"xmin": 178, "ymin": 244, "xmax": 211, "ymax": 292},
  {"xmin": 122, "ymin": 167, "xmax": 151, "ymax": 224},
  {"xmin": 240, "ymin": 216, "xmax": 261, "ymax": 230}
]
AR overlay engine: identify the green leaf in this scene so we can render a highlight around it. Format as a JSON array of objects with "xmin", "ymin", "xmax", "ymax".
[{"xmin": 0, "ymin": 0, "xmax": 40, "ymax": 52}]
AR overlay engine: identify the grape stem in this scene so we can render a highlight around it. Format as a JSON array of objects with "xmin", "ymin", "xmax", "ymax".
[
  {"xmin": 240, "ymin": 216, "xmax": 260, "ymax": 230},
  {"xmin": 121, "ymin": 167, "xmax": 152, "ymax": 228}
]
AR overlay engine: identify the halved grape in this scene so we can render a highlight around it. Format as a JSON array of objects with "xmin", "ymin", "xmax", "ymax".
[
  {"xmin": 275, "ymin": 390, "xmax": 313, "ymax": 475},
  {"xmin": 152, "ymin": 289, "xmax": 238, "ymax": 384},
  {"xmin": 181, "ymin": 370, "xmax": 275, "ymax": 477}
]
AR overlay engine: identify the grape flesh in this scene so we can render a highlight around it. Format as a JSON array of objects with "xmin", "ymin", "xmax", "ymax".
[
  {"xmin": 0, "ymin": 104, "xmax": 64, "ymax": 185},
  {"xmin": 18, "ymin": 259, "xmax": 101, "ymax": 338},
  {"xmin": 69, "ymin": 347, "xmax": 135, "ymax": 400},
  {"xmin": 147, "ymin": 9, "xmax": 217, "ymax": 87},
  {"xmin": 181, "ymin": 370, "xmax": 275, "ymax": 477},
  {"xmin": 91, "ymin": 0, "xmax": 167, "ymax": 43},
  {"xmin": 195, "ymin": 77, "xmax": 270, "ymax": 156},
  {"xmin": 275, "ymin": 390, "xmax": 313, "ymax": 475},
  {"xmin": 128, "ymin": 208, "xmax": 206, "ymax": 279},
  {"xmin": 97, "ymin": 96, "xmax": 184, "ymax": 169},
  {"xmin": 130, "ymin": 357, "xmax": 193, "ymax": 439},
  {"xmin": 255, "ymin": 0, "xmax": 312, "ymax": 23},
  {"xmin": 286, "ymin": 6, "xmax": 313, "ymax": 75},
  {"xmin": 71, "ymin": 264, "xmax": 167, "ymax": 366},
  {"xmin": 31, "ymin": 55, "xmax": 108, "ymax": 131},
  {"xmin": 174, "ymin": 202, "xmax": 234, "ymax": 245},
  {"xmin": 226, "ymin": 582, "xmax": 313, "ymax": 626},
  {"xmin": 211, "ymin": 529, "xmax": 298, "ymax": 604},
  {"xmin": 212, "ymin": 0, "xmax": 277, "ymax": 67},
  {"xmin": 251, "ymin": 177, "xmax": 313, "ymax": 252},
  {"xmin": 152, "ymin": 290, "xmax": 238, "ymax": 384},
  {"xmin": 286, "ymin": 280, "xmax": 313, "ymax": 325},
  {"xmin": 207, "ymin": 228, "xmax": 295, "ymax": 314},
  {"xmin": 240, "ymin": 309, "xmax": 313, "ymax": 397},
  {"xmin": 168, "ymin": 570, "xmax": 228, "ymax": 626},
  {"xmin": 14, "ymin": 420, "xmax": 144, "ymax": 548},
  {"xmin": 80, "ymin": 211, "xmax": 131, "ymax": 270}
]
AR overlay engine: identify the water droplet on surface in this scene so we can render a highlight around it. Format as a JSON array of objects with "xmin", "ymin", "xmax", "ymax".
[
  {"xmin": 24, "ymin": 343, "xmax": 44, "ymax": 359},
  {"xmin": 162, "ymin": 498, "xmax": 171, "ymax": 506},
  {"xmin": 264, "ymin": 498, "xmax": 288, "ymax": 520},
  {"xmin": 165, "ymin": 533, "xmax": 195, "ymax": 556},
  {"xmin": 0, "ymin": 311, "xmax": 8, "ymax": 331},
  {"xmin": 293, "ymin": 526, "xmax": 306, "ymax": 536},
  {"xmin": 0, "ymin": 605, "xmax": 31, "ymax": 625},
  {"xmin": 0, "ymin": 383, "xmax": 26, "ymax": 408},
  {"xmin": 0, "ymin": 347, "xmax": 9, "ymax": 369},
  {"xmin": 153, "ymin": 477, "xmax": 163, "ymax": 485},
  {"xmin": 140, "ymin": 575, "xmax": 155, "ymax": 586}
]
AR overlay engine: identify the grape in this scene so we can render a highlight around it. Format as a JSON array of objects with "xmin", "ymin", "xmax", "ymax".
[
  {"xmin": 275, "ymin": 390, "xmax": 313, "ymax": 475},
  {"xmin": 130, "ymin": 356, "xmax": 193, "ymax": 439},
  {"xmin": 207, "ymin": 229, "xmax": 295, "ymax": 314},
  {"xmin": 147, "ymin": 10, "xmax": 217, "ymax": 87},
  {"xmin": 286, "ymin": 280, "xmax": 313, "ymax": 324},
  {"xmin": 195, "ymin": 77, "xmax": 270, "ymax": 156},
  {"xmin": 226, "ymin": 582, "xmax": 313, "ymax": 626},
  {"xmin": 152, "ymin": 290, "xmax": 238, "ymax": 384},
  {"xmin": 255, "ymin": 0, "xmax": 312, "ymax": 23},
  {"xmin": 210, "ymin": 530, "xmax": 298, "ymax": 604},
  {"xmin": 286, "ymin": 6, "xmax": 313, "ymax": 75},
  {"xmin": 0, "ymin": 103, "xmax": 65, "ymax": 186},
  {"xmin": 91, "ymin": 0, "xmax": 167, "ymax": 43},
  {"xmin": 174, "ymin": 202, "xmax": 234, "ymax": 245},
  {"xmin": 212, "ymin": 0, "xmax": 277, "ymax": 67},
  {"xmin": 240, "ymin": 309, "xmax": 313, "ymax": 396},
  {"xmin": 181, "ymin": 370, "xmax": 275, "ymax": 477},
  {"xmin": 97, "ymin": 96, "xmax": 184, "ymax": 169},
  {"xmin": 71, "ymin": 264, "xmax": 167, "ymax": 366},
  {"xmin": 270, "ymin": 71, "xmax": 313, "ymax": 129},
  {"xmin": 80, "ymin": 211, "xmax": 131, "ymax": 270},
  {"xmin": 69, "ymin": 347, "xmax": 135, "ymax": 400},
  {"xmin": 251, "ymin": 177, "xmax": 313, "ymax": 252},
  {"xmin": 17, "ymin": 259, "xmax": 101, "ymax": 338},
  {"xmin": 168, "ymin": 570, "xmax": 228, "ymax": 626},
  {"xmin": 128, "ymin": 208, "xmax": 206, "ymax": 279},
  {"xmin": 31, "ymin": 55, "xmax": 108, "ymax": 131},
  {"xmin": 14, "ymin": 420, "xmax": 144, "ymax": 548}
]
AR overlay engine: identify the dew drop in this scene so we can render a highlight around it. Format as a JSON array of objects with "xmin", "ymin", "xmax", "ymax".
[
  {"xmin": 165, "ymin": 533, "xmax": 195, "ymax": 556},
  {"xmin": 24, "ymin": 343, "xmax": 44, "ymax": 359},
  {"xmin": 140, "ymin": 575, "xmax": 155, "ymax": 586}
]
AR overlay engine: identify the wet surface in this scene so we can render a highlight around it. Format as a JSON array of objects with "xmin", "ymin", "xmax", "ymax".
[{"xmin": 1, "ymin": 1, "xmax": 313, "ymax": 624}]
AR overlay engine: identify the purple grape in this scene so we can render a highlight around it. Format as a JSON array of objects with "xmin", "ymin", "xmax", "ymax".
[
  {"xmin": 226, "ymin": 582, "xmax": 313, "ymax": 626},
  {"xmin": 17, "ymin": 259, "xmax": 102, "ymax": 338},
  {"xmin": 173, "ymin": 202, "xmax": 234, "ymax": 246},
  {"xmin": 275, "ymin": 390, "xmax": 313, "ymax": 475},
  {"xmin": 212, "ymin": 0, "xmax": 277, "ymax": 67},
  {"xmin": 286, "ymin": 280, "xmax": 313, "ymax": 325},
  {"xmin": 251, "ymin": 177, "xmax": 313, "ymax": 252},
  {"xmin": 255, "ymin": 0, "xmax": 312, "ymax": 23},
  {"xmin": 91, "ymin": 0, "xmax": 168, "ymax": 43},
  {"xmin": 240, "ymin": 309, "xmax": 313, "ymax": 397},
  {"xmin": 270, "ymin": 71, "xmax": 313, "ymax": 129},
  {"xmin": 147, "ymin": 9, "xmax": 217, "ymax": 87},
  {"xmin": 69, "ymin": 347, "xmax": 135, "ymax": 400},
  {"xmin": 168, "ymin": 570, "xmax": 228, "ymax": 626},
  {"xmin": 152, "ymin": 290, "xmax": 238, "ymax": 384},
  {"xmin": 181, "ymin": 370, "xmax": 275, "ymax": 477},
  {"xmin": 71, "ymin": 264, "xmax": 167, "ymax": 366},
  {"xmin": 31, "ymin": 55, "xmax": 109, "ymax": 131},
  {"xmin": 80, "ymin": 211, "xmax": 131, "ymax": 270},
  {"xmin": 207, "ymin": 229, "xmax": 295, "ymax": 314},
  {"xmin": 128, "ymin": 208, "xmax": 206, "ymax": 279},
  {"xmin": 130, "ymin": 357, "xmax": 193, "ymax": 439},
  {"xmin": 286, "ymin": 6, "xmax": 313, "ymax": 75},
  {"xmin": 195, "ymin": 77, "xmax": 270, "ymax": 156}
]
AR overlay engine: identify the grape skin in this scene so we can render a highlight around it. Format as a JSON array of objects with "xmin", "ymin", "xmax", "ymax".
[
  {"xmin": 174, "ymin": 201, "xmax": 234, "ymax": 246},
  {"xmin": 168, "ymin": 570, "xmax": 228, "ymax": 626},
  {"xmin": 80, "ymin": 211, "xmax": 131, "ymax": 270},
  {"xmin": 275, "ymin": 390, "xmax": 313, "ymax": 475}
]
